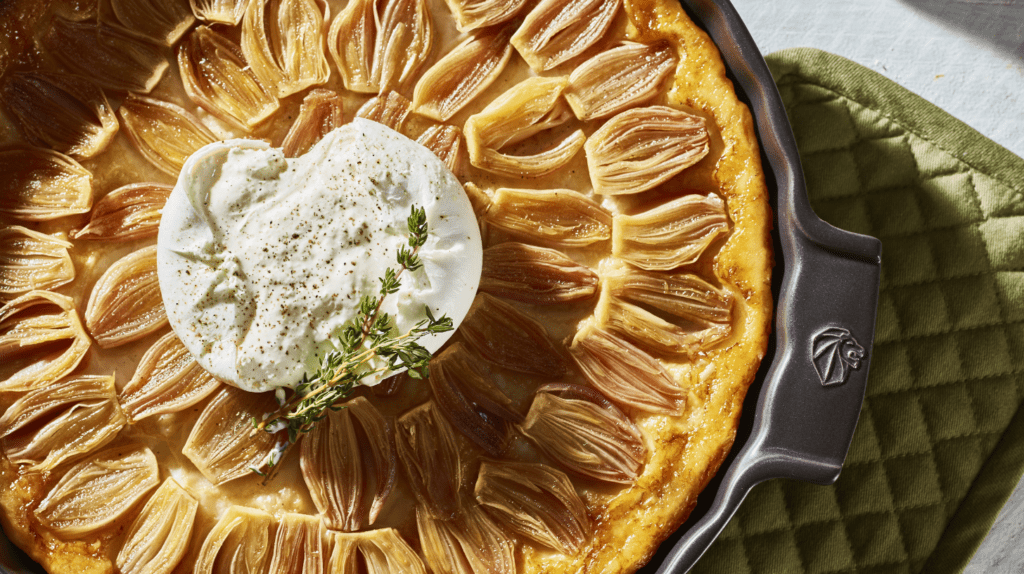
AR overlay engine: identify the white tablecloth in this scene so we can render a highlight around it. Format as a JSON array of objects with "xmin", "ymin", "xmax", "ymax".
[{"xmin": 733, "ymin": 0, "xmax": 1024, "ymax": 158}]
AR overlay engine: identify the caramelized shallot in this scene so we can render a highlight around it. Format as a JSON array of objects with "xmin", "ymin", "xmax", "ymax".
[
  {"xmin": 465, "ymin": 76, "xmax": 585, "ymax": 177},
  {"xmin": 43, "ymin": 17, "xmax": 168, "ymax": 93},
  {"xmin": 612, "ymin": 193, "xmax": 729, "ymax": 270},
  {"xmin": 412, "ymin": 25, "xmax": 513, "ymax": 121},
  {"xmin": 179, "ymin": 26, "xmax": 280, "ymax": 131},
  {"xmin": 607, "ymin": 265, "xmax": 732, "ymax": 322},
  {"xmin": 570, "ymin": 325, "xmax": 683, "ymax": 414},
  {"xmin": 195, "ymin": 505, "xmax": 274, "ymax": 574},
  {"xmin": 474, "ymin": 460, "xmax": 589, "ymax": 554},
  {"xmin": 519, "ymin": 383, "xmax": 645, "ymax": 482},
  {"xmin": 442, "ymin": 0, "xmax": 526, "ymax": 31},
  {"xmin": 0, "ymin": 374, "xmax": 126, "ymax": 472},
  {"xmin": 191, "ymin": 0, "xmax": 249, "ymax": 24},
  {"xmin": 118, "ymin": 93, "xmax": 218, "ymax": 176},
  {"xmin": 72, "ymin": 183, "xmax": 172, "ymax": 242},
  {"xmin": 0, "ymin": 147, "xmax": 91, "ymax": 221},
  {"xmin": 0, "ymin": 291, "xmax": 90, "ymax": 392},
  {"xmin": 461, "ymin": 182, "xmax": 491, "ymax": 216},
  {"xmin": 598, "ymin": 266, "xmax": 733, "ymax": 356},
  {"xmin": 373, "ymin": 372, "xmax": 408, "ymax": 397},
  {"xmin": 1, "ymin": 72, "xmax": 118, "ymax": 159},
  {"xmin": 586, "ymin": 105, "xmax": 709, "ymax": 195},
  {"xmin": 511, "ymin": 0, "xmax": 620, "ymax": 71},
  {"xmin": 416, "ymin": 125, "xmax": 464, "ymax": 175},
  {"xmin": 116, "ymin": 478, "xmax": 199, "ymax": 574},
  {"xmin": 480, "ymin": 242, "xmax": 598, "ymax": 304},
  {"xmin": 458, "ymin": 293, "xmax": 566, "ymax": 377},
  {"xmin": 84, "ymin": 246, "xmax": 167, "ymax": 348},
  {"xmin": 395, "ymin": 402, "xmax": 463, "ymax": 520},
  {"xmin": 282, "ymin": 89, "xmax": 345, "ymax": 158},
  {"xmin": 182, "ymin": 386, "xmax": 289, "ymax": 485},
  {"xmin": 429, "ymin": 343, "xmax": 522, "ymax": 457},
  {"xmin": 0, "ymin": 226, "xmax": 74, "ymax": 300},
  {"xmin": 109, "ymin": 0, "xmax": 196, "ymax": 45},
  {"xmin": 565, "ymin": 41, "xmax": 677, "ymax": 120},
  {"xmin": 120, "ymin": 331, "xmax": 221, "ymax": 423},
  {"xmin": 355, "ymin": 90, "xmax": 413, "ymax": 132},
  {"xmin": 329, "ymin": 529, "xmax": 427, "ymax": 574},
  {"xmin": 266, "ymin": 513, "xmax": 325, "ymax": 574},
  {"xmin": 482, "ymin": 187, "xmax": 611, "ymax": 247},
  {"xmin": 34, "ymin": 445, "xmax": 159, "ymax": 536},
  {"xmin": 417, "ymin": 503, "xmax": 515, "ymax": 574},
  {"xmin": 328, "ymin": 0, "xmax": 433, "ymax": 93},
  {"xmin": 241, "ymin": 0, "xmax": 331, "ymax": 98},
  {"xmin": 300, "ymin": 397, "xmax": 397, "ymax": 531}
]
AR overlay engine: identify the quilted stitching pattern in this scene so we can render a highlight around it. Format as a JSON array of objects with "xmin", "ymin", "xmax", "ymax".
[{"xmin": 691, "ymin": 57, "xmax": 1024, "ymax": 574}]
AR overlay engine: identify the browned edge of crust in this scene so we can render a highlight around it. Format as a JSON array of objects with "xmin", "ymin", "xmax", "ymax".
[
  {"xmin": 0, "ymin": 461, "xmax": 113, "ymax": 574},
  {"xmin": 517, "ymin": 0, "xmax": 774, "ymax": 571}
]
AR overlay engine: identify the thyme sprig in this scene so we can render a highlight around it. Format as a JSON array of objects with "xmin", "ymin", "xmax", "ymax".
[{"xmin": 249, "ymin": 205, "xmax": 452, "ymax": 476}]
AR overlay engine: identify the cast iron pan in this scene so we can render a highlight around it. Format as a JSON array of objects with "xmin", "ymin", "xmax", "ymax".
[{"xmin": 0, "ymin": 0, "xmax": 881, "ymax": 572}]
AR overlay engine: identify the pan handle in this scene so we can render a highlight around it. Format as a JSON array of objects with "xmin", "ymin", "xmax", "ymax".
[
  {"xmin": 764, "ymin": 213, "xmax": 885, "ymax": 481},
  {"xmin": 747, "ymin": 212, "xmax": 882, "ymax": 485},
  {"xmin": 655, "ymin": 193, "xmax": 882, "ymax": 574}
]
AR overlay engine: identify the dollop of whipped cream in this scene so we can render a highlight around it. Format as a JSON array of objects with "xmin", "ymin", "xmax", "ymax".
[{"xmin": 156, "ymin": 119, "xmax": 482, "ymax": 392}]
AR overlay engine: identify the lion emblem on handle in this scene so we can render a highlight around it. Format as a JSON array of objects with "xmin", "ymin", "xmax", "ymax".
[{"xmin": 812, "ymin": 327, "xmax": 865, "ymax": 386}]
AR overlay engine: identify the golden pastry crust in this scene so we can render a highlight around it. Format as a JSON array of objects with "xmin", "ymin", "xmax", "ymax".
[{"xmin": 0, "ymin": 0, "xmax": 772, "ymax": 571}]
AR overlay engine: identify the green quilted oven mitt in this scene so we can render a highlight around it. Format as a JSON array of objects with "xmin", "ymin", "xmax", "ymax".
[{"xmin": 692, "ymin": 48, "xmax": 1024, "ymax": 574}]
